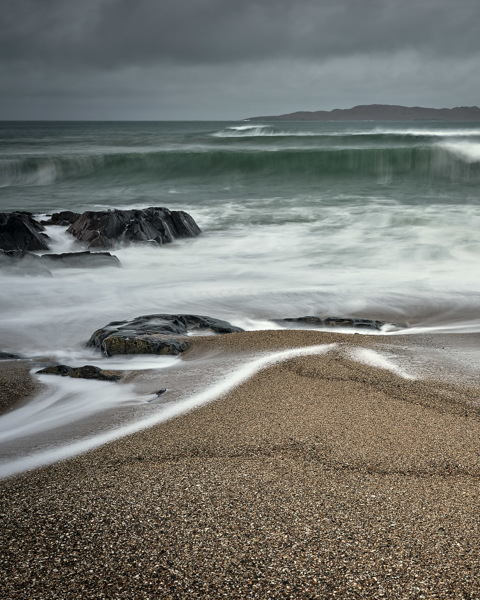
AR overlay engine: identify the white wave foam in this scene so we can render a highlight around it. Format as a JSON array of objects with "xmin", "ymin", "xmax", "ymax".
[
  {"xmin": 0, "ymin": 153, "xmax": 109, "ymax": 188},
  {"xmin": 0, "ymin": 159, "xmax": 58, "ymax": 187},
  {"xmin": 41, "ymin": 225, "xmax": 79, "ymax": 253},
  {"xmin": 0, "ymin": 375, "xmax": 141, "ymax": 445},
  {"xmin": 438, "ymin": 141, "xmax": 480, "ymax": 163}
]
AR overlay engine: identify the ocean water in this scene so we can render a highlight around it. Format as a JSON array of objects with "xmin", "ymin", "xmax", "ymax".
[{"xmin": 1, "ymin": 119, "xmax": 480, "ymax": 477}]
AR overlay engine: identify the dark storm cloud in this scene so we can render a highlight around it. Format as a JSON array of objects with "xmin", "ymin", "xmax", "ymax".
[
  {"xmin": 1, "ymin": 0, "xmax": 479, "ymax": 119},
  {"xmin": 1, "ymin": 0, "xmax": 480, "ymax": 68}
]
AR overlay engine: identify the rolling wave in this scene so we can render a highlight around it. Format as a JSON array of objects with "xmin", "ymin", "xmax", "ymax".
[
  {"xmin": 212, "ymin": 124, "xmax": 318, "ymax": 137},
  {"xmin": 213, "ymin": 123, "xmax": 480, "ymax": 139},
  {"xmin": 1, "ymin": 143, "xmax": 479, "ymax": 187}
]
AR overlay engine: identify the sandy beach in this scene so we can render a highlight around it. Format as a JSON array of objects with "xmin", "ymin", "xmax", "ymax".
[{"xmin": 1, "ymin": 329, "xmax": 480, "ymax": 599}]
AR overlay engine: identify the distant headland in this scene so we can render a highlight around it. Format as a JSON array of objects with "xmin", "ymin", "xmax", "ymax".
[{"xmin": 247, "ymin": 104, "xmax": 480, "ymax": 121}]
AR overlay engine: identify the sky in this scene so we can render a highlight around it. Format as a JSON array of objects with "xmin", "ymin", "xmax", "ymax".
[{"xmin": 1, "ymin": 0, "xmax": 479, "ymax": 120}]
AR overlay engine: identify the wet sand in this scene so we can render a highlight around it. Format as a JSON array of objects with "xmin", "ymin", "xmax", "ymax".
[
  {"xmin": 0, "ymin": 360, "xmax": 39, "ymax": 415},
  {"xmin": 1, "ymin": 330, "xmax": 480, "ymax": 598}
]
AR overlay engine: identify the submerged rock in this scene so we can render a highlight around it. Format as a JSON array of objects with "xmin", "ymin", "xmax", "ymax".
[
  {"xmin": 0, "ymin": 249, "xmax": 52, "ymax": 276},
  {"xmin": 88, "ymin": 314, "xmax": 243, "ymax": 356},
  {"xmin": 0, "ymin": 249, "xmax": 120, "ymax": 273},
  {"xmin": 40, "ymin": 251, "xmax": 121, "ymax": 268},
  {"xmin": 280, "ymin": 316, "xmax": 403, "ymax": 331},
  {"xmin": 67, "ymin": 206, "xmax": 201, "ymax": 249},
  {"xmin": 37, "ymin": 364, "xmax": 121, "ymax": 382},
  {"xmin": 0, "ymin": 212, "xmax": 50, "ymax": 252},
  {"xmin": 0, "ymin": 351, "xmax": 24, "ymax": 360}
]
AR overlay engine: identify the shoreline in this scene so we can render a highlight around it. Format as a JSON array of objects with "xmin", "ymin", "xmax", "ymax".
[{"xmin": 1, "ymin": 330, "xmax": 480, "ymax": 597}]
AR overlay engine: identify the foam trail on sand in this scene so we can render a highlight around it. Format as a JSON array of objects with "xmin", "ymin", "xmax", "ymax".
[
  {"xmin": 346, "ymin": 347, "xmax": 416, "ymax": 380},
  {"xmin": 0, "ymin": 343, "xmax": 336, "ymax": 480},
  {"xmin": 0, "ymin": 376, "xmax": 143, "ymax": 444}
]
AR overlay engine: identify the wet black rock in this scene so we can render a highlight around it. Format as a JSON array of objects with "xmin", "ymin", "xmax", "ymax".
[
  {"xmin": 67, "ymin": 207, "xmax": 201, "ymax": 249},
  {"xmin": 88, "ymin": 314, "xmax": 243, "ymax": 357},
  {"xmin": 37, "ymin": 364, "xmax": 121, "ymax": 382},
  {"xmin": 0, "ymin": 212, "xmax": 50, "ymax": 252},
  {"xmin": 40, "ymin": 211, "xmax": 81, "ymax": 226},
  {"xmin": 281, "ymin": 316, "xmax": 401, "ymax": 331}
]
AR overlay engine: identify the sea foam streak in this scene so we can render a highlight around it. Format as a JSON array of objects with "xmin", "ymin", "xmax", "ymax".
[{"xmin": 345, "ymin": 347, "xmax": 416, "ymax": 380}]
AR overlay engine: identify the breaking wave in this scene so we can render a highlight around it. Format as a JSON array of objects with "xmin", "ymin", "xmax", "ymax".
[{"xmin": 2, "ymin": 143, "xmax": 480, "ymax": 188}]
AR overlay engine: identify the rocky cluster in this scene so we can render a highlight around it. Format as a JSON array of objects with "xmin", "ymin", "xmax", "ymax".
[
  {"xmin": 0, "ymin": 207, "xmax": 202, "ymax": 273},
  {"xmin": 66, "ymin": 207, "xmax": 201, "ymax": 249}
]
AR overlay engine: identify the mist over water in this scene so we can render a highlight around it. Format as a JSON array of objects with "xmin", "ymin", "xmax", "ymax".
[{"xmin": 1, "ymin": 119, "xmax": 480, "ymax": 476}]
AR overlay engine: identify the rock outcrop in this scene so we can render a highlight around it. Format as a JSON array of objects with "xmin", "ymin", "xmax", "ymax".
[
  {"xmin": 0, "ymin": 212, "xmax": 50, "ymax": 252},
  {"xmin": 1, "ymin": 207, "xmax": 200, "ymax": 254},
  {"xmin": 67, "ymin": 207, "xmax": 201, "ymax": 249},
  {"xmin": 88, "ymin": 314, "xmax": 243, "ymax": 356}
]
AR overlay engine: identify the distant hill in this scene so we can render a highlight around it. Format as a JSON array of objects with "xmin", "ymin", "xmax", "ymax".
[{"xmin": 248, "ymin": 104, "xmax": 480, "ymax": 121}]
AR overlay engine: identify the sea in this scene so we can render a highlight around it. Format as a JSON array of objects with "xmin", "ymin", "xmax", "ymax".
[{"xmin": 1, "ymin": 119, "xmax": 480, "ymax": 478}]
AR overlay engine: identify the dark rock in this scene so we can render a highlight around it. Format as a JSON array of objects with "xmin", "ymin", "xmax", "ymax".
[
  {"xmin": 67, "ymin": 207, "xmax": 201, "ymax": 249},
  {"xmin": 0, "ymin": 351, "xmax": 24, "ymax": 360},
  {"xmin": 40, "ymin": 251, "xmax": 121, "ymax": 268},
  {"xmin": 40, "ymin": 211, "xmax": 81, "ymax": 226},
  {"xmin": 37, "ymin": 364, "xmax": 121, "ymax": 382},
  {"xmin": 148, "ymin": 389, "xmax": 167, "ymax": 402},
  {"xmin": 0, "ymin": 212, "xmax": 50, "ymax": 252},
  {"xmin": 87, "ymin": 314, "xmax": 243, "ymax": 357},
  {"xmin": 280, "ymin": 316, "xmax": 402, "ymax": 331}
]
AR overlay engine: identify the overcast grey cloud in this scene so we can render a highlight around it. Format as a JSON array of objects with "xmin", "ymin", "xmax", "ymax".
[{"xmin": 1, "ymin": 0, "xmax": 479, "ymax": 119}]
